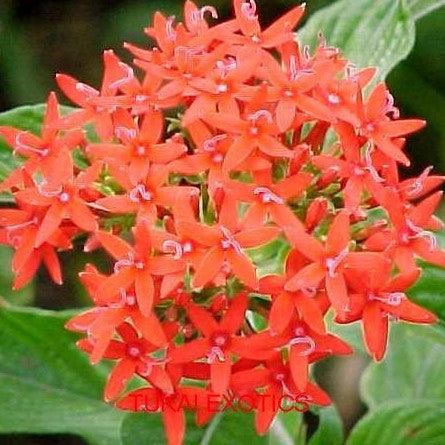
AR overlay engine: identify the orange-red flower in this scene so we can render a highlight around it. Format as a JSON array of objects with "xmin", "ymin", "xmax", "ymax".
[
  {"xmin": 169, "ymin": 293, "xmax": 271, "ymax": 393},
  {"xmin": 356, "ymin": 83, "xmax": 426, "ymax": 166},
  {"xmin": 78, "ymin": 321, "xmax": 173, "ymax": 400},
  {"xmin": 339, "ymin": 261, "xmax": 437, "ymax": 360},
  {"xmin": 175, "ymin": 217, "xmax": 280, "ymax": 289},
  {"xmin": 0, "ymin": 92, "xmax": 84, "ymax": 191},
  {"xmin": 285, "ymin": 210, "xmax": 386, "ymax": 314},
  {"xmin": 94, "ymin": 222, "xmax": 184, "ymax": 316}
]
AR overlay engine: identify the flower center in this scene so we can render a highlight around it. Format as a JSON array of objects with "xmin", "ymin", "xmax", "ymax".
[
  {"xmin": 135, "ymin": 145, "xmax": 146, "ymax": 156},
  {"xmin": 212, "ymin": 153, "xmax": 224, "ymax": 163},
  {"xmin": 365, "ymin": 123, "xmax": 376, "ymax": 133},
  {"xmin": 327, "ymin": 93, "xmax": 340, "ymax": 105},
  {"xmin": 59, "ymin": 192, "xmax": 71, "ymax": 203},
  {"xmin": 216, "ymin": 83, "xmax": 228, "ymax": 94},
  {"xmin": 135, "ymin": 94, "xmax": 149, "ymax": 103},
  {"xmin": 284, "ymin": 89, "xmax": 294, "ymax": 98},
  {"xmin": 127, "ymin": 343, "xmax": 143, "ymax": 358},
  {"xmin": 126, "ymin": 294, "xmax": 137, "ymax": 306}
]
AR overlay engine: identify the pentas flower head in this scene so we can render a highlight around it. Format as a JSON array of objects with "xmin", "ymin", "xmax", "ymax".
[{"xmin": 0, "ymin": 1, "xmax": 442, "ymax": 444}]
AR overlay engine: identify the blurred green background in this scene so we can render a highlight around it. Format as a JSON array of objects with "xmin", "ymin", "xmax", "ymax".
[{"xmin": 0, "ymin": 0, "xmax": 444, "ymax": 444}]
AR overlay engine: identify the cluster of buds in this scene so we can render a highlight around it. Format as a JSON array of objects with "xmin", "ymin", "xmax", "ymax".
[{"xmin": 0, "ymin": 1, "xmax": 443, "ymax": 444}]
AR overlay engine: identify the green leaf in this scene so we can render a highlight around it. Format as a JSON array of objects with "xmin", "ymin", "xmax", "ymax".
[
  {"xmin": 360, "ymin": 323, "xmax": 445, "ymax": 409},
  {"xmin": 248, "ymin": 238, "xmax": 290, "ymax": 277},
  {"xmin": 298, "ymin": 0, "xmax": 416, "ymax": 81},
  {"xmin": 0, "ymin": 246, "xmax": 33, "ymax": 306},
  {"xmin": 122, "ymin": 411, "xmax": 269, "ymax": 445},
  {"xmin": 406, "ymin": 0, "xmax": 445, "ymax": 20},
  {"xmin": 308, "ymin": 405, "xmax": 343, "ymax": 445},
  {"xmin": 347, "ymin": 399, "xmax": 445, "ymax": 445},
  {"xmin": 406, "ymin": 232, "xmax": 445, "ymax": 323},
  {"xmin": 268, "ymin": 412, "xmax": 305, "ymax": 445},
  {"xmin": 0, "ymin": 306, "xmax": 125, "ymax": 445},
  {"xmin": 408, "ymin": 262, "xmax": 445, "ymax": 323}
]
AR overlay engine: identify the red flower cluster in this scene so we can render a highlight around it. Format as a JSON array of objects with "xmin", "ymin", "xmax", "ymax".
[{"xmin": 0, "ymin": 1, "xmax": 443, "ymax": 444}]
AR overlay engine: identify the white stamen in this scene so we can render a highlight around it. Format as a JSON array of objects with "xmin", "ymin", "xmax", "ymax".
[
  {"xmin": 363, "ymin": 145, "xmax": 385, "ymax": 183},
  {"xmin": 406, "ymin": 166, "xmax": 433, "ymax": 197},
  {"xmin": 289, "ymin": 55, "xmax": 298, "ymax": 81},
  {"xmin": 166, "ymin": 16, "xmax": 177, "ymax": 41},
  {"xmin": 75, "ymin": 82, "xmax": 99, "ymax": 97},
  {"xmin": 248, "ymin": 109, "xmax": 273, "ymax": 124},
  {"xmin": 114, "ymin": 126, "xmax": 137, "ymax": 140},
  {"xmin": 253, "ymin": 187, "xmax": 284, "ymax": 204},
  {"xmin": 326, "ymin": 247, "xmax": 349, "ymax": 277},
  {"xmin": 4, "ymin": 217, "xmax": 38, "ymax": 232},
  {"xmin": 346, "ymin": 63, "xmax": 358, "ymax": 80},
  {"xmin": 203, "ymin": 134, "xmax": 227, "ymax": 152},
  {"xmin": 114, "ymin": 252, "xmax": 135, "ymax": 272},
  {"xmin": 109, "ymin": 63, "xmax": 134, "ymax": 89},
  {"xmin": 385, "ymin": 92, "xmax": 400, "ymax": 119},
  {"xmin": 129, "ymin": 184, "xmax": 152, "ymax": 203},
  {"xmin": 162, "ymin": 240, "xmax": 183, "ymax": 259},
  {"xmin": 406, "ymin": 219, "xmax": 437, "ymax": 251},
  {"xmin": 370, "ymin": 292, "xmax": 405, "ymax": 306},
  {"xmin": 36, "ymin": 180, "xmax": 63, "ymax": 198},
  {"xmin": 289, "ymin": 332, "xmax": 316, "ymax": 356},
  {"xmin": 14, "ymin": 132, "xmax": 49, "ymax": 157},
  {"xmin": 220, "ymin": 226, "xmax": 243, "ymax": 254},
  {"xmin": 216, "ymin": 58, "xmax": 237, "ymax": 77},
  {"xmin": 174, "ymin": 45, "xmax": 206, "ymax": 59},
  {"xmin": 240, "ymin": 0, "xmax": 257, "ymax": 20},
  {"xmin": 135, "ymin": 94, "xmax": 149, "ymax": 103}
]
